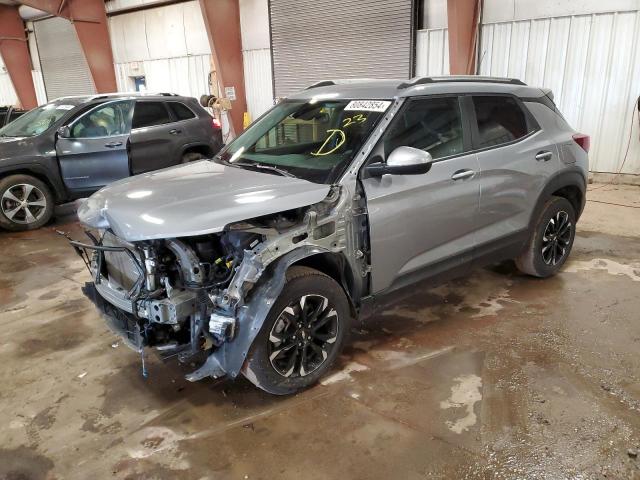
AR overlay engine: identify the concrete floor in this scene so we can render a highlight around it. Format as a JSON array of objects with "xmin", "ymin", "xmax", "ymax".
[{"xmin": 1, "ymin": 184, "xmax": 639, "ymax": 480}]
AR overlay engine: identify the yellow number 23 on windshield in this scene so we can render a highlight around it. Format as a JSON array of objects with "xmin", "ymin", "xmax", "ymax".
[{"xmin": 311, "ymin": 129, "xmax": 346, "ymax": 156}]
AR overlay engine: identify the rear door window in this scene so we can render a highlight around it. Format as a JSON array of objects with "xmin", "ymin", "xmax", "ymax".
[
  {"xmin": 471, "ymin": 96, "xmax": 533, "ymax": 148},
  {"xmin": 132, "ymin": 101, "xmax": 171, "ymax": 129},
  {"xmin": 168, "ymin": 102, "xmax": 196, "ymax": 121}
]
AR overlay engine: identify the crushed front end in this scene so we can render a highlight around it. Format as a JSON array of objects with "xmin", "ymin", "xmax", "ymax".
[{"xmin": 64, "ymin": 185, "xmax": 363, "ymax": 382}]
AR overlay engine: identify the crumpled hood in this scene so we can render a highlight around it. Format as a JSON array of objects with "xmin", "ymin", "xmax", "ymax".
[{"xmin": 78, "ymin": 160, "xmax": 331, "ymax": 241}]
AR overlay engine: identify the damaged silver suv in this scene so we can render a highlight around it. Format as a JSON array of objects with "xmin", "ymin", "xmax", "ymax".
[{"xmin": 68, "ymin": 76, "xmax": 589, "ymax": 394}]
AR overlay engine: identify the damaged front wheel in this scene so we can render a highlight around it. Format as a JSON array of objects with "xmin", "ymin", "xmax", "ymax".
[{"xmin": 242, "ymin": 266, "xmax": 350, "ymax": 395}]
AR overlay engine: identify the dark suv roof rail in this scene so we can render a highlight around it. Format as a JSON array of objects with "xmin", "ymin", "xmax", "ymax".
[
  {"xmin": 306, "ymin": 81, "xmax": 336, "ymax": 90},
  {"xmin": 398, "ymin": 76, "xmax": 527, "ymax": 89},
  {"xmin": 88, "ymin": 92, "xmax": 180, "ymax": 101},
  {"xmin": 305, "ymin": 78, "xmax": 384, "ymax": 90}
]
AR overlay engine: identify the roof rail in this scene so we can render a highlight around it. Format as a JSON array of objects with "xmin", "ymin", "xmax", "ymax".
[
  {"xmin": 306, "ymin": 80, "xmax": 336, "ymax": 90},
  {"xmin": 87, "ymin": 92, "xmax": 180, "ymax": 101},
  {"xmin": 305, "ymin": 78, "xmax": 384, "ymax": 90},
  {"xmin": 398, "ymin": 76, "xmax": 527, "ymax": 89}
]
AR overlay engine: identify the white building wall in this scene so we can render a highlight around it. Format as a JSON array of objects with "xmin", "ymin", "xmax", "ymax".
[
  {"xmin": 479, "ymin": 10, "xmax": 640, "ymax": 174},
  {"xmin": 239, "ymin": 0, "xmax": 273, "ymax": 122},
  {"xmin": 416, "ymin": 0, "xmax": 640, "ymax": 175},
  {"xmin": 415, "ymin": 28, "xmax": 449, "ymax": 76},
  {"xmin": 108, "ymin": 0, "xmax": 212, "ymax": 99},
  {"xmin": 0, "ymin": 55, "xmax": 47, "ymax": 108}
]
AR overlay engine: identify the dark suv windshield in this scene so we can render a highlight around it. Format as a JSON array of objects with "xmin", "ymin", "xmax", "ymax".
[
  {"xmin": 0, "ymin": 102, "xmax": 75, "ymax": 137},
  {"xmin": 216, "ymin": 99, "xmax": 391, "ymax": 184}
]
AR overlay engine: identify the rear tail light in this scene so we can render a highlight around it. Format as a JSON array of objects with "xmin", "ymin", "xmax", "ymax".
[
  {"xmin": 212, "ymin": 117, "xmax": 222, "ymax": 130},
  {"xmin": 573, "ymin": 133, "xmax": 590, "ymax": 153}
]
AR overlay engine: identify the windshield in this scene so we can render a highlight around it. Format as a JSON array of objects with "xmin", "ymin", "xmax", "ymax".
[
  {"xmin": 0, "ymin": 102, "xmax": 74, "ymax": 137},
  {"xmin": 216, "ymin": 99, "xmax": 391, "ymax": 184}
]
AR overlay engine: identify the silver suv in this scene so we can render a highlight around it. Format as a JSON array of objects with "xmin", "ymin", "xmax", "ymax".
[{"xmin": 69, "ymin": 76, "xmax": 589, "ymax": 394}]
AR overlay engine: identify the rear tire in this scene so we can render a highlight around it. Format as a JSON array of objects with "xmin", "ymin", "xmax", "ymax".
[
  {"xmin": 0, "ymin": 174, "xmax": 54, "ymax": 232},
  {"xmin": 242, "ymin": 266, "xmax": 351, "ymax": 395},
  {"xmin": 515, "ymin": 196, "xmax": 576, "ymax": 277},
  {"xmin": 181, "ymin": 151, "xmax": 207, "ymax": 163}
]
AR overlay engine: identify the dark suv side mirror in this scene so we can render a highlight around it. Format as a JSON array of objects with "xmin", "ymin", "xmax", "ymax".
[
  {"xmin": 366, "ymin": 146, "xmax": 433, "ymax": 177},
  {"xmin": 57, "ymin": 125, "xmax": 71, "ymax": 139}
]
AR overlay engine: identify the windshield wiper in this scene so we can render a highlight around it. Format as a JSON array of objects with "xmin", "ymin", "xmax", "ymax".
[{"xmin": 231, "ymin": 160, "xmax": 297, "ymax": 178}]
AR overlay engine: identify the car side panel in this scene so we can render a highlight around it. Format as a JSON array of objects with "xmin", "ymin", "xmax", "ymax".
[
  {"xmin": 362, "ymin": 153, "xmax": 481, "ymax": 294},
  {"xmin": 56, "ymin": 134, "xmax": 131, "ymax": 190},
  {"xmin": 129, "ymin": 123, "xmax": 181, "ymax": 174},
  {"xmin": 473, "ymin": 100, "xmax": 567, "ymax": 249}
]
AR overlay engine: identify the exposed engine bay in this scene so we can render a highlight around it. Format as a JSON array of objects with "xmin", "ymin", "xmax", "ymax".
[{"xmin": 65, "ymin": 185, "xmax": 368, "ymax": 383}]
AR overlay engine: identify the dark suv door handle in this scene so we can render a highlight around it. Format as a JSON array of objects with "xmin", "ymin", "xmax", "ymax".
[
  {"xmin": 105, "ymin": 141, "xmax": 123, "ymax": 148},
  {"xmin": 169, "ymin": 129, "xmax": 182, "ymax": 135},
  {"xmin": 451, "ymin": 169, "xmax": 475, "ymax": 181},
  {"xmin": 535, "ymin": 151, "xmax": 553, "ymax": 161}
]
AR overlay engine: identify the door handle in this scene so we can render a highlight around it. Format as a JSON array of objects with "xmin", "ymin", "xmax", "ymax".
[
  {"xmin": 105, "ymin": 141, "xmax": 123, "ymax": 148},
  {"xmin": 169, "ymin": 129, "xmax": 182, "ymax": 135},
  {"xmin": 451, "ymin": 169, "xmax": 475, "ymax": 181},
  {"xmin": 535, "ymin": 151, "xmax": 553, "ymax": 161}
]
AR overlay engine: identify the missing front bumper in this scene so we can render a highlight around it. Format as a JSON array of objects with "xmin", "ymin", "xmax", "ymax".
[{"xmin": 82, "ymin": 282, "xmax": 144, "ymax": 352}]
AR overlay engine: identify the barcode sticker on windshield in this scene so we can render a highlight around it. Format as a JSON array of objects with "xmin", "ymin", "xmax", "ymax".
[
  {"xmin": 56, "ymin": 105, "xmax": 75, "ymax": 110},
  {"xmin": 344, "ymin": 100, "xmax": 391, "ymax": 112}
]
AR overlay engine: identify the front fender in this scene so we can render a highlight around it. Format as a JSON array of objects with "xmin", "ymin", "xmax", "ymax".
[{"xmin": 206, "ymin": 245, "xmax": 333, "ymax": 379}]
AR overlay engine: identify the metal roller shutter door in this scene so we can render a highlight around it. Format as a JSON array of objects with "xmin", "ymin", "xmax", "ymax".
[
  {"xmin": 34, "ymin": 17, "xmax": 96, "ymax": 101},
  {"xmin": 269, "ymin": 0, "xmax": 413, "ymax": 98}
]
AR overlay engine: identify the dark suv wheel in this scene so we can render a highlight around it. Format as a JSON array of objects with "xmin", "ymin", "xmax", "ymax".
[
  {"xmin": 242, "ymin": 266, "xmax": 350, "ymax": 395},
  {"xmin": 516, "ymin": 196, "xmax": 576, "ymax": 277},
  {"xmin": 0, "ymin": 174, "xmax": 54, "ymax": 232}
]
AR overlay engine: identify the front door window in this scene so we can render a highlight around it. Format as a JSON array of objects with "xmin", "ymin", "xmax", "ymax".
[{"xmin": 70, "ymin": 101, "xmax": 134, "ymax": 138}]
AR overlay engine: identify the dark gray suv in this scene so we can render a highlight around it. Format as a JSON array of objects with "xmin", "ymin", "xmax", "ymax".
[{"xmin": 0, "ymin": 93, "xmax": 222, "ymax": 231}]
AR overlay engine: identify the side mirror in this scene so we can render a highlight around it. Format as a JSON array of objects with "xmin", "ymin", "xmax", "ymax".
[
  {"xmin": 366, "ymin": 146, "xmax": 433, "ymax": 177},
  {"xmin": 57, "ymin": 125, "xmax": 71, "ymax": 139}
]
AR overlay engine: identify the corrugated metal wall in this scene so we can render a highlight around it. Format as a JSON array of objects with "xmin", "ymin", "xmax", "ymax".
[
  {"xmin": 109, "ymin": 0, "xmax": 212, "ymax": 100},
  {"xmin": 0, "ymin": 57, "xmax": 17, "ymax": 106},
  {"xmin": 239, "ymin": 0, "xmax": 273, "ymax": 121},
  {"xmin": 415, "ymin": 28, "xmax": 450, "ymax": 76},
  {"xmin": 0, "ymin": 45, "xmax": 47, "ymax": 107},
  {"xmin": 270, "ymin": 0, "xmax": 414, "ymax": 98},
  {"xmin": 114, "ymin": 54, "xmax": 212, "ymax": 96},
  {"xmin": 479, "ymin": 10, "xmax": 640, "ymax": 174},
  {"xmin": 34, "ymin": 16, "xmax": 96, "ymax": 100},
  {"xmin": 242, "ymin": 49, "xmax": 273, "ymax": 121}
]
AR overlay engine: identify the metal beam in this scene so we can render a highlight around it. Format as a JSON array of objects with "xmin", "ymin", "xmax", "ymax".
[
  {"xmin": 19, "ymin": 0, "xmax": 118, "ymax": 93},
  {"xmin": 0, "ymin": 4, "xmax": 38, "ymax": 109},
  {"xmin": 447, "ymin": 0, "xmax": 481, "ymax": 75},
  {"xmin": 199, "ymin": 0, "xmax": 248, "ymax": 136}
]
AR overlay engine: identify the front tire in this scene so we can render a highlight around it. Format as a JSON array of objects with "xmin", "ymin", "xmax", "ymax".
[
  {"xmin": 242, "ymin": 266, "xmax": 351, "ymax": 395},
  {"xmin": 0, "ymin": 175, "xmax": 54, "ymax": 232},
  {"xmin": 515, "ymin": 196, "xmax": 576, "ymax": 277}
]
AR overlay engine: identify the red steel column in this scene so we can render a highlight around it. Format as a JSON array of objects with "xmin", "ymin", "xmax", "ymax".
[
  {"xmin": 447, "ymin": 0, "xmax": 481, "ymax": 75},
  {"xmin": 0, "ymin": 5, "xmax": 38, "ymax": 109},
  {"xmin": 19, "ymin": 0, "xmax": 117, "ymax": 93},
  {"xmin": 199, "ymin": 0, "xmax": 248, "ymax": 136}
]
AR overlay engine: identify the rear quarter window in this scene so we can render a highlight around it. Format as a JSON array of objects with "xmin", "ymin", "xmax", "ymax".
[
  {"xmin": 472, "ymin": 96, "xmax": 533, "ymax": 149},
  {"xmin": 168, "ymin": 102, "xmax": 196, "ymax": 121},
  {"xmin": 132, "ymin": 101, "xmax": 171, "ymax": 129}
]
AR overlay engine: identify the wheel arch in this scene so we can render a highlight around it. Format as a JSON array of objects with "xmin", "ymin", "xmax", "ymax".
[
  {"xmin": 0, "ymin": 165, "xmax": 66, "ymax": 203},
  {"xmin": 180, "ymin": 142, "xmax": 215, "ymax": 159},
  {"xmin": 289, "ymin": 251, "xmax": 360, "ymax": 317},
  {"xmin": 529, "ymin": 168, "xmax": 587, "ymax": 231},
  {"xmin": 202, "ymin": 246, "xmax": 357, "ymax": 380}
]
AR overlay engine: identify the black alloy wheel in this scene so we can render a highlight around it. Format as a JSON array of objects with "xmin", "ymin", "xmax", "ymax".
[
  {"xmin": 268, "ymin": 294, "xmax": 339, "ymax": 378},
  {"xmin": 541, "ymin": 210, "xmax": 572, "ymax": 265}
]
